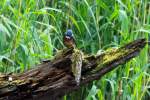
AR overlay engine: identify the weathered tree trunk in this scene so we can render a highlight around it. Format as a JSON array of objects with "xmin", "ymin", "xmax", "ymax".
[{"xmin": 0, "ymin": 39, "xmax": 147, "ymax": 100}]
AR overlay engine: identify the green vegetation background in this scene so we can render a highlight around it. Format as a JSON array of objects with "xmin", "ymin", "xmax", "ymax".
[{"xmin": 0, "ymin": 0, "xmax": 149, "ymax": 100}]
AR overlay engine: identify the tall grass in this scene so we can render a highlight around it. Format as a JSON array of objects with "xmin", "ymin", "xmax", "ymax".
[{"xmin": 0, "ymin": 0, "xmax": 149, "ymax": 99}]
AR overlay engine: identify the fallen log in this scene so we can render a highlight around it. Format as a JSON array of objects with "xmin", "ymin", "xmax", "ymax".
[{"xmin": 0, "ymin": 38, "xmax": 147, "ymax": 100}]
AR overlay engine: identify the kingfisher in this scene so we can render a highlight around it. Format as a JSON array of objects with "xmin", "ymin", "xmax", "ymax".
[{"xmin": 63, "ymin": 29, "xmax": 76, "ymax": 48}]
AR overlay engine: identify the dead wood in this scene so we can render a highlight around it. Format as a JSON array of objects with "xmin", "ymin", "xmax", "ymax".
[{"xmin": 0, "ymin": 38, "xmax": 147, "ymax": 100}]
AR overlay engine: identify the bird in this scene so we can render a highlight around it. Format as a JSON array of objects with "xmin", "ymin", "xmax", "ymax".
[{"xmin": 63, "ymin": 29, "xmax": 76, "ymax": 48}]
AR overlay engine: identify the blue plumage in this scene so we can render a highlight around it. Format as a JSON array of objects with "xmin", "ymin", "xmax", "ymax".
[{"xmin": 65, "ymin": 29, "xmax": 73, "ymax": 37}]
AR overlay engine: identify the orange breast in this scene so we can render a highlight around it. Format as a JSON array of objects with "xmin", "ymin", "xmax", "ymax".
[{"xmin": 63, "ymin": 36, "xmax": 75, "ymax": 48}]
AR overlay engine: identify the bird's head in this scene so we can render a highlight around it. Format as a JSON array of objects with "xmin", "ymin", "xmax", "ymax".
[{"xmin": 65, "ymin": 29, "xmax": 73, "ymax": 37}]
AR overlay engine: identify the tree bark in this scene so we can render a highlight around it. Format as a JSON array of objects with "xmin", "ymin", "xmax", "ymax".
[{"xmin": 0, "ymin": 38, "xmax": 147, "ymax": 100}]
